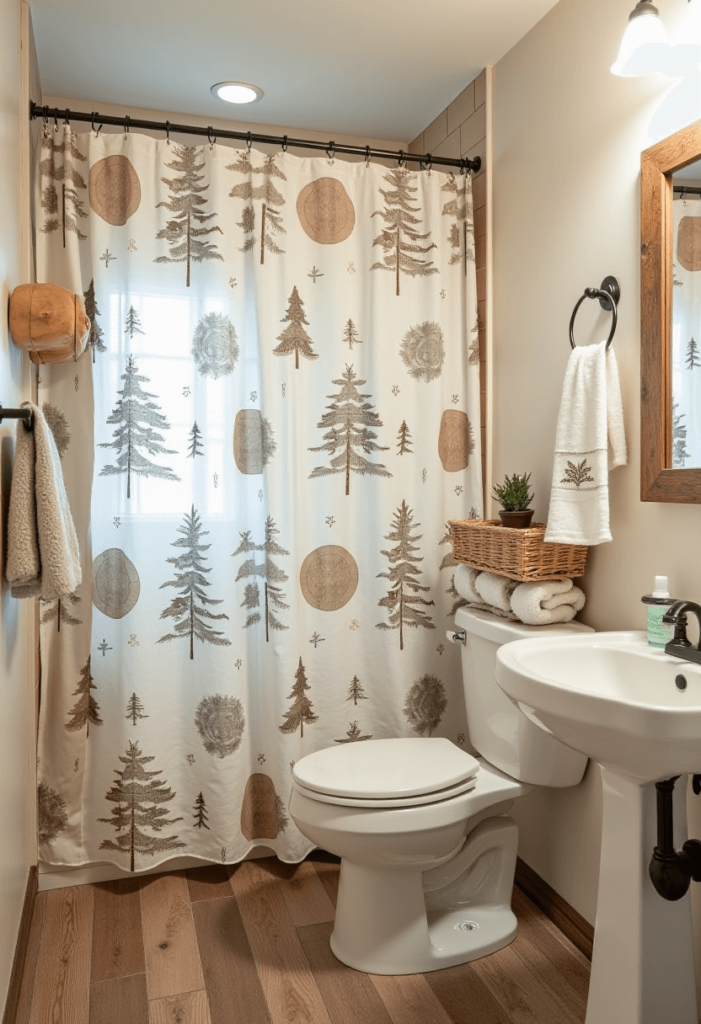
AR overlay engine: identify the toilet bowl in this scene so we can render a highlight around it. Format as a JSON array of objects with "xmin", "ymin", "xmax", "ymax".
[{"xmin": 289, "ymin": 607, "xmax": 594, "ymax": 975}]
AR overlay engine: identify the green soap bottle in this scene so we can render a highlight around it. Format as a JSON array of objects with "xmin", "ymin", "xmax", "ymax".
[{"xmin": 641, "ymin": 576, "xmax": 676, "ymax": 648}]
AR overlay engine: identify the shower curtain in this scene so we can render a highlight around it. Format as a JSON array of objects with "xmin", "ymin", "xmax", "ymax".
[
  {"xmin": 34, "ymin": 124, "xmax": 482, "ymax": 870},
  {"xmin": 672, "ymin": 196, "xmax": 701, "ymax": 468}
]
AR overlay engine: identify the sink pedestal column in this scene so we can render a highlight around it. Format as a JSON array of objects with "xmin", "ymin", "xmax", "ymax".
[{"xmin": 586, "ymin": 768, "xmax": 697, "ymax": 1024}]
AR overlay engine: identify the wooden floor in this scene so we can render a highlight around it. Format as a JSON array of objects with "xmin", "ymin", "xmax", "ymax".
[{"xmin": 16, "ymin": 852, "xmax": 591, "ymax": 1024}]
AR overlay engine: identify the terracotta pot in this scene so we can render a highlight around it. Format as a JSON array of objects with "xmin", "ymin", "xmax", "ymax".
[{"xmin": 498, "ymin": 509, "xmax": 534, "ymax": 529}]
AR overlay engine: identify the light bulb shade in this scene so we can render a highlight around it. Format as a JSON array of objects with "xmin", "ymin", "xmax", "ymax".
[
  {"xmin": 611, "ymin": 7, "xmax": 670, "ymax": 76},
  {"xmin": 211, "ymin": 82, "xmax": 264, "ymax": 104}
]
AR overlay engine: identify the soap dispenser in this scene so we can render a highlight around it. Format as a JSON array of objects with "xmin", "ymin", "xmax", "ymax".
[{"xmin": 642, "ymin": 576, "xmax": 677, "ymax": 648}]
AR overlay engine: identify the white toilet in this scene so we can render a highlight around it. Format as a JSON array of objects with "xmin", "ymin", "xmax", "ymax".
[{"xmin": 289, "ymin": 606, "xmax": 593, "ymax": 975}]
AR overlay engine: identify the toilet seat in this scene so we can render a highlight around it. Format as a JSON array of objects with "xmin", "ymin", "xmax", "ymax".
[
  {"xmin": 292, "ymin": 737, "xmax": 480, "ymax": 803},
  {"xmin": 293, "ymin": 774, "xmax": 478, "ymax": 809}
]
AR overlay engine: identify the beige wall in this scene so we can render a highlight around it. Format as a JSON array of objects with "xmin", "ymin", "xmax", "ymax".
[
  {"xmin": 491, "ymin": 0, "xmax": 701, "ymax": 942},
  {"xmin": 410, "ymin": 72, "xmax": 488, "ymax": 485},
  {"xmin": 0, "ymin": 0, "xmax": 35, "ymax": 1010}
]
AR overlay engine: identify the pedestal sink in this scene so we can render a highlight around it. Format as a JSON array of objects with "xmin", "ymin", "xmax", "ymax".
[{"xmin": 496, "ymin": 630, "xmax": 701, "ymax": 1024}]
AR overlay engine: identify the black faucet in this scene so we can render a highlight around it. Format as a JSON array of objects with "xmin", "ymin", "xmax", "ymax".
[{"xmin": 663, "ymin": 601, "xmax": 701, "ymax": 665}]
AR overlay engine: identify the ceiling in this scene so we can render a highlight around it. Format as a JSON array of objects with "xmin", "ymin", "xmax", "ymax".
[{"xmin": 29, "ymin": 0, "xmax": 560, "ymax": 143}]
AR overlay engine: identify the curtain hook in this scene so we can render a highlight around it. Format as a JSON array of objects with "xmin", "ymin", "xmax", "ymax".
[
  {"xmin": 208, "ymin": 126, "xmax": 216, "ymax": 150},
  {"xmin": 327, "ymin": 140, "xmax": 336, "ymax": 164},
  {"xmin": 281, "ymin": 135, "xmax": 288, "ymax": 153},
  {"xmin": 63, "ymin": 109, "xmax": 70, "ymax": 126},
  {"xmin": 365, "ymin": 145, "xmax": 371, "ymax": 169},
  {"xmin": 165, "ymin": 120, "xmax": 171, "ymax": 145},
  {"xmin": 53, "ymin": 113, "xmax": 59, "ymax": 133},
  {"xmin": 397, "ymin": 149, "xmax": 406, "ymax": 168},
  {"xmin": 246, "ymin": 131, "xmax": 252, "ymax": 152},
  {"xmin": 459, "ymin": 158, "xmax": 467, "ymax": 176},
  {"xmin": 425, "ymin": 153, "xmax": 432, "ymax": 175},
  {"xmin": 123, "ymin": 114, "xmax": 130, "ymax": 135},
  {"xmin": 41, "ymin": 105, "xmax": 48, "ymax": 125},
  {"xmin": 92, "ymin": 113, "xmax": 103, "ymax": 138}
]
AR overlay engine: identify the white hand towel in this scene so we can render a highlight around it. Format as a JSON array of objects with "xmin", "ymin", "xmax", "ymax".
[
  {"xmin": 6, "ymin": 402, "xmax": 81, "ymax": 600},
  {"xmin": 511, "ymin": 579, "xmax": 586, "ymax": 625},
  {"xmin": 475, "ymin": 571, "xmax": 519, "ymax": 612},
  {"xmin": 545, "ymin": 340, "xmax": 627, "ymax": 545},
  {"xmin": 454, "ymin": 565, "xmax": 482, "ymax": 603}
]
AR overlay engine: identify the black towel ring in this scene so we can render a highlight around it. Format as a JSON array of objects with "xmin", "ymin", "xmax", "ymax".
[{"xmin": 569, "ymin": 275, "xmax": 621, "ymax": 350}]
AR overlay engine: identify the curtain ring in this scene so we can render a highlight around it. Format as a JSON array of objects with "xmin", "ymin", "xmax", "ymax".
[
  {"xmin": 123, "ymin": 115, "xmax": 130, "ymax": 135},
  {"xmin": 365, "ymin": 145, "xmax": 371, "ymax": 169},
  {"xmin": 281, "ymin": 135, "xmax": 288, "ymax": 153},
  {"xmin": 165, "ymin": 120, "xmax": 171, "ymax": 145},
  {"xmin": 425, "ymin": 153, "xmax": 432, "ymax": 175},
  {"xmin": 53, "ymin": 113, "xmax": 59, "ymax": 133},
  {"xmin": 91, "ymin": 113, "xmax": 103, "ymax": 138},
  {"xmin": 327, "ymin": 140, "xmax": 336, "ymax": 163},
  {"xmin": 63, "ymin": 109, "xmax": 70, "ymax": 126},
  {"xmin": 208, "ymin": 126, "xmax": 216, "ymax": 149},
  {"xmin": 41, "ymin": 106, "xmax": 48, "ymax": 125},
  {"xmin": 397, "ymin": 149, "xmax": 406, "ymax": 168},
  {"xmin": 246, "ymin": 131, "xmax": 252, "ymax": 152}
]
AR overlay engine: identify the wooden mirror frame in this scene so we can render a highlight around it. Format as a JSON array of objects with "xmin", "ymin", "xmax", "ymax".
[{"xmin": 641, "ymin": 120, "xmax": 701, "ymax": 502}]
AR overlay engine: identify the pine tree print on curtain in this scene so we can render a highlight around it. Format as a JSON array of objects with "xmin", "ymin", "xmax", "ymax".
[
  {"xmin": 126, "ymin": 692, "xmax": 148, "ymax": 724},
  {"xmin": 273, "ymin": 287, "xmax": 318, "ymax": 368},
  {"xmin": 125, "ymin": 305, "xmax": 145, "ymax": 340},
  {"xmin": 83, "ymin": 280, "xmax": 106, "ymax": 362},
  {"xmin": 227, "ymin": 151, "xmax": 286, "ymax": 263},
  {"xmin": 99, "ymin": 740, "xmax": 185, "ymax": 872},
  {"xmin": 279, "ymin": 657, "xmax": 318, "ymax": 737},
  {"xmin": 233, "ymin": 516, "xmax": 289, "ymax": 640},
  {"xmin": 158, "ymin": 505, "xmax": 231, "ymax": 659},
  {"xmin": 40, "ymin": 126, "xmax": 88, "ymax": 247},
  {"xmin": 155, "ymin": 145, "xmax": 223, "ymax": 287},
  {"xmin": 309, "ymin": 365, "xmax": 391, "ymax": 495},
  {"xmin": 371, "ymin": 167, "xmax": 438, "ymax": 295},
  {"xmin": 441, "ymin": 173, "xmax": 474, "ymax": 274},
  {"xmin": 377, "ymin": 500, "xmax": 435, "ymax": 650},
  {"xmin": 40, "ymin": 591, "xmax": 82, "ymax": 631},
  {"xmin": 65, "ymin": 656, "xmax": 103, "ymax": 736},
  {"xmin": 99, "ymin": 355, "xmax": 180, "ymax": 498}
]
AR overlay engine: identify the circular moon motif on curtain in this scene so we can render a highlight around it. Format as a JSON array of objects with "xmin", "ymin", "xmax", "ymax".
[
  {"xmin": 192, "ymin": 312, "xmax": 240, "ymax": 379},
  {"xmin": 195, "ymin": 694, "xmax": 245, "ymax": 759},
  {"xmin": 240, "ymin": 773, "xmax": 279, "ymax": 840},
  {"xmin": 92, "ymin": 548, "xmax": 140, "ymax": 618},
  {"xmin": 88, "ymin": 155, "xmax": 141, "ymax": 226},
  {"xmin": 438, "ymin": 410, "xmax": 474, "ymax": 472},
  {"xmin": 296, "ymin": 178, "xmax": 356, "ymax": 244},
  {"xmin": 233, "ymin": 410, "xmax": 277, "ymax": 474},
  {"xmin": 300, "ymin": 545, "xmax": 359, "ymax": 611},
  {"xmin": 400, "ymin": 321, "xmax": 445, "ymax": 382},
  {"xmin": 678, "ymin": 216, "xmax": 701, "ymax": 272}
]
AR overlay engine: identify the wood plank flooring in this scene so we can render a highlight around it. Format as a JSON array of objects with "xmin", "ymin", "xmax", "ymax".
[{"xmin": 16, "ymin": 852, "xmax": 591, "ymax": 1024}]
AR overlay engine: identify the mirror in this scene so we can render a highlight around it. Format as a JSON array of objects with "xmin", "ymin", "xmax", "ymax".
[{"xmin": 641, "ymin": 120, "xmax": 701, "ymax": 501}]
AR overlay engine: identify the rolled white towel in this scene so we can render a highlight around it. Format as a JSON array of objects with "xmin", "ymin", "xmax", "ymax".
[
  {"xmin": 466, "ymin": 600, "xmax": 518, "ymax": 622},
  {"xmin": 454, "ymin": 564, "xmax": 482, "ymax": 603},
  {"xmin": 475, "ymin": 571, "xmax": 519, "ymax": 612},
  {"xmin": 511, "ymin": 579, "xmax": 586, "ymax": 625}
]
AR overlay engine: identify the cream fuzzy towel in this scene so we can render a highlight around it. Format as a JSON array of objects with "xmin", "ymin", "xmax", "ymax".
[
  {"xmin": 454, "ymin": 565, "xmax": 482, "ymax": 603},
  {"xmin": 475, "ymin": 571, "xmax": 519, "ymax": 612},
  {"xmin": 545, "ymin": 340, "xmax": 627, "ymax": 545},
  {"xmin": 511, "ymin": 578, "xmax": 586, "ymax": 625},
  {"xmin": 6, "ymin": 402, "xmax": 81, "ymax": 600}
]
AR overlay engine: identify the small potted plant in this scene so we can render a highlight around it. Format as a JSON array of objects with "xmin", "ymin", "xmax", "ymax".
[{"xmin": 492, "ymin": 472, "xmax": 535, "ymax": 529}]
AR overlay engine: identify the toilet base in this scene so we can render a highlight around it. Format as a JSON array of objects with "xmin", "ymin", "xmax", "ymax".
[{"xmin": 329, "ymin": 816, "xmax": 519, "ymax": 975}]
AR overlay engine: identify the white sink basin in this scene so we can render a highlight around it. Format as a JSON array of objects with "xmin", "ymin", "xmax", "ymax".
[{"xmin": 495, "ymin": 630, "xmax": 701, "ymax": 784}]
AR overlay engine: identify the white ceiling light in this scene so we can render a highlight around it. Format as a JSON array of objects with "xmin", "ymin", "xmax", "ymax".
[
  {"xmin": 211, "ymin": 82, "xmax": 264, "ymax": 104},
  {"xmin": 611, "ymin": 0, "xmax": 670, "ymax": 76}
]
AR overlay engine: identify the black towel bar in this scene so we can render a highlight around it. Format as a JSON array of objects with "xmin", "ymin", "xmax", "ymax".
[
  {"xmin": 569, "ymin": 275, "xmax": 621, "ymax": 351},
  {"xmin": 0, "ymin": 405, "xmax": 34, "ymax": 430}
]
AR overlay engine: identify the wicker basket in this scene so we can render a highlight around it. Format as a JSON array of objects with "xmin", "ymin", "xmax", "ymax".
[{"xmin": 448, "ymin": 519, "xmax": 588, "ymax": 582}]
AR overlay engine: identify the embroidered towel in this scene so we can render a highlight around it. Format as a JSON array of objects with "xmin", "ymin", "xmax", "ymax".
[
  {"xmin": 545, "ymin": 340, "xmax": 627, "ymax": 545},
  {"xmin": 511, "ymin": 578, "xmax": 586, "ymax": 626},
  {"xmin": 6, "ymin": 402, "xmax": 81, "ymax": 600}
]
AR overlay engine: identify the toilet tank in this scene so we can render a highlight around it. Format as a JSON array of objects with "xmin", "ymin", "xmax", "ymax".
[{"xmin": 455, "ymin": 606, "xmax": 593, "ymax": 788}]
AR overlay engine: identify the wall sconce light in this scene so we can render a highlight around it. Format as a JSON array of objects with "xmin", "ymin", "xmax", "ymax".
[
  {"xmin": 611, "ymin": 0, "xmax": 671, "ymax": 75},
  {"xmin": 612, "ymin": 0, "xmax": 701, "ymax": 77}
]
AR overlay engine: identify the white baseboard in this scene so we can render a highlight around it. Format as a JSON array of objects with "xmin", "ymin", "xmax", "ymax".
[{"xmin": 38, "ymin": 846, "xmax": 274, "ymax": 890}]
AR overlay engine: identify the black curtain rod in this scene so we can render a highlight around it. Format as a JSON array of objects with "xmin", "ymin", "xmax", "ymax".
[{"xmin": 30, "ymin": 102, "xmax": 481, "ymax": 174}]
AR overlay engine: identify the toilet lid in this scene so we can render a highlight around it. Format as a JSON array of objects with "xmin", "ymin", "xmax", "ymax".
[
  {"xmin": 292, "ymin": 737, "xmax": 480, "ymax": 800},
  {"xmin": 292, "ymin": 774, "xmax": 477, "ymax": 808}
]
